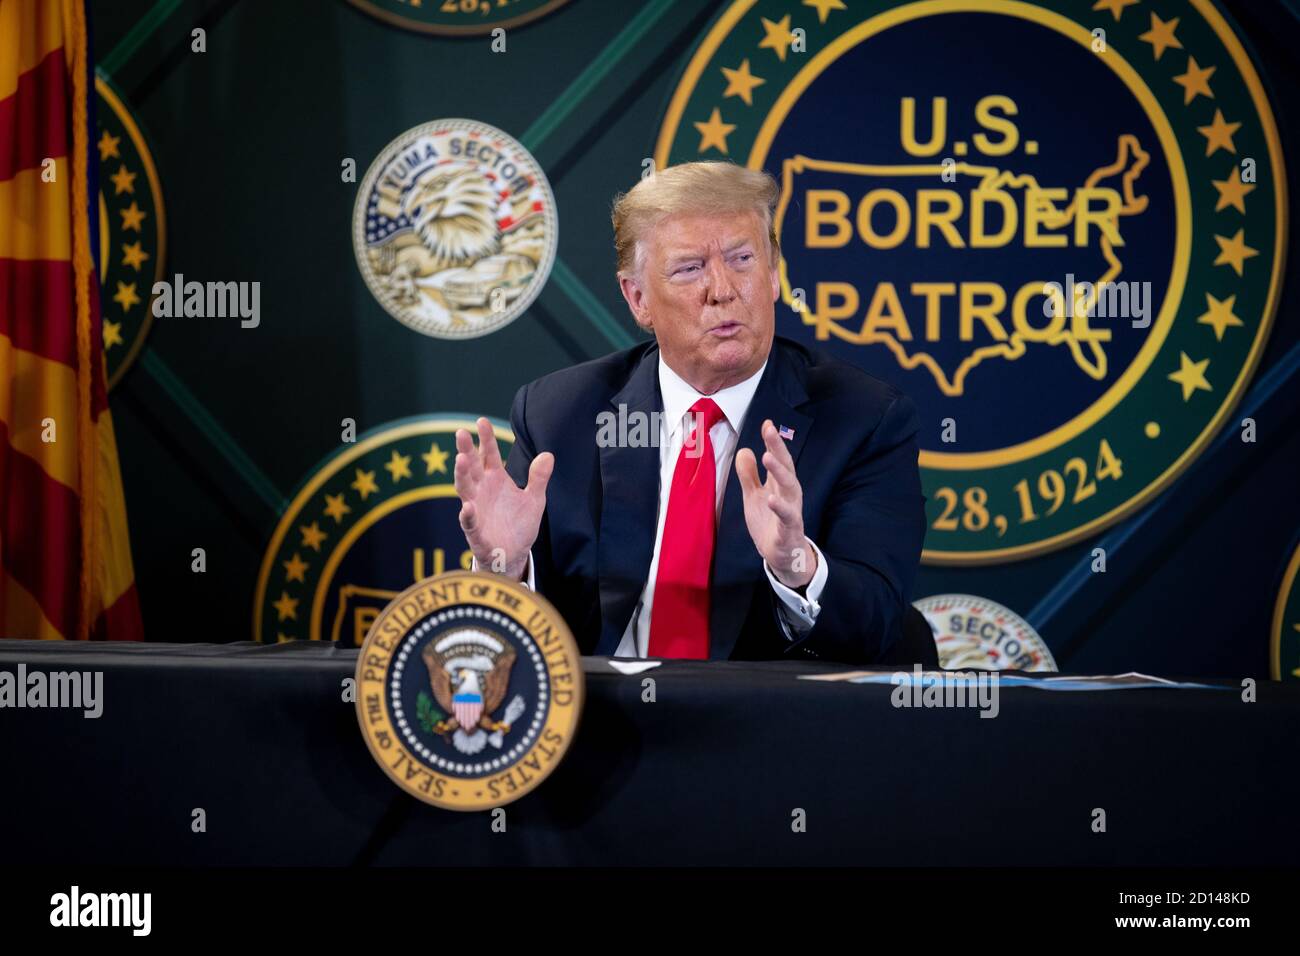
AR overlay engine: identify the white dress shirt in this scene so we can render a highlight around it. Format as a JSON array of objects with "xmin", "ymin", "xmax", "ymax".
[{"xmin": 475, "ymin": 353, "xmax": 830, "ymax": 658}]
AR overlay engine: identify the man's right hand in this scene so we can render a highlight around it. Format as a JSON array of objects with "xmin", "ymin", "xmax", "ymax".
[{"xmin": 454, "ymin": 417, "xmax": 553, "ymax": 581}]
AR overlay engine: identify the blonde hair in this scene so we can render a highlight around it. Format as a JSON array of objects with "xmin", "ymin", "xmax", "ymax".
[{"xmin": 611, "ymin": 162, "xmax": 780, "ymax": 278}]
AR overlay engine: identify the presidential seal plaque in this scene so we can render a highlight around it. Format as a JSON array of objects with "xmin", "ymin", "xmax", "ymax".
[{"xmin": 355, "ymin": 571, "xmax": 583, "ymax": 810}]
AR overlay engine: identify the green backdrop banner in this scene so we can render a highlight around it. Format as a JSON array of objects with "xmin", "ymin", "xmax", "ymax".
[{"xmin": 88, "ymin": 0, "xmax": 1300, "ymax": 679}]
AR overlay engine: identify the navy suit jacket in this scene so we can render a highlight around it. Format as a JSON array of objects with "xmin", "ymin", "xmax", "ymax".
[{"xmin": 503, "ymin": 336, "xmax": 926, "ymax": 664}]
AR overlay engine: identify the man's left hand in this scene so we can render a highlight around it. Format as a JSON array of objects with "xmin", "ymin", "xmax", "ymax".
[{"xmin": 735, "ymin": 419, "xmax": 816, "ymax": 589}]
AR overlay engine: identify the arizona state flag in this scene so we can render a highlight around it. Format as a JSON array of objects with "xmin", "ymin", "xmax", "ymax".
[{"xmin": 0, "ymin": 0, "xmax": 142, "ymax": 640}]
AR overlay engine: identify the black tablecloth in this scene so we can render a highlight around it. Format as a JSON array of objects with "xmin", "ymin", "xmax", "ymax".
[{"xmin": 1, "ymin": 641, "xmax": 1295, "ymax": 866}]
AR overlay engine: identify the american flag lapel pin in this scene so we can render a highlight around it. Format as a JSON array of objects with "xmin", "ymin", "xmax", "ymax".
[{"xmin": 778, "ymin": 424, "xmax": 795, "ymax": 441}]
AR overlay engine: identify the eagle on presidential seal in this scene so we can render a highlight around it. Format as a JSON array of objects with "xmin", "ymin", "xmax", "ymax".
[{"xmin": 419, "ymin": 628, "xmax": 527, "ymax": 755}]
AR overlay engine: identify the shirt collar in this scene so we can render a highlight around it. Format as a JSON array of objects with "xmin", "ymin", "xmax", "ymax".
[{"xmin": 657, "ymin": 351, "xmax": 768, "ymax": 440}]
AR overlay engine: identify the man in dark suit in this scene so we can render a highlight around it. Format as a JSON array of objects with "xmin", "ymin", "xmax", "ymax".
[{"xmin": 454, "ymin": 162, "xmax": 925, "ymax": 664}]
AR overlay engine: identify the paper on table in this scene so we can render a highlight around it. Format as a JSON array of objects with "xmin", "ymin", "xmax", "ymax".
[
  {"xmin": 798, "ymin": 669, "xmax": 1224, "ymax": 691},
  {"xmin": 608, "ymin": 660, "xmax": 663, "ymax": 675},
  {"xmin": 799, "ymin": 670, "xmax": 881, "ymax": 682}
]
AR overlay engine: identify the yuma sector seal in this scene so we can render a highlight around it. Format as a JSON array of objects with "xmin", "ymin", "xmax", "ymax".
[
  {"xmin": 655, "ymin": 0, "xmax": 1285, "ymax": 564},
  {"xmin": 356, "ymin": 572, "xmax": 584, "ymax": 811},
  {"xmin": 353, "ymin": 119, "xmax": 557, "ymax": 339},
  {"xmin": 914, "ymin": 593, "xmax": 1056, "ymax": 672}
]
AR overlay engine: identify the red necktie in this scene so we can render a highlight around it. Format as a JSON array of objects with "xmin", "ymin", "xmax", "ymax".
[{"xmin": 648, "ymin": 397, "xmax": 726, "ymax": 659}]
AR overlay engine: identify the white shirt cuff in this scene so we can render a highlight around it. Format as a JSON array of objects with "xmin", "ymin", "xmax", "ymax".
[
  {"xmin": 470, "ymin": 550, "xmax": 535, "ymax": 589},
  {"xmin": 764, "ymin": 537, "xmax": 828, "ymax": 639}
]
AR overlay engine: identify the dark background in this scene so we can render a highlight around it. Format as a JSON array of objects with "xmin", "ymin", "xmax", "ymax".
[{"xmin": 88, "ymin": 0, "xmax": 1300, "ymax": 677}]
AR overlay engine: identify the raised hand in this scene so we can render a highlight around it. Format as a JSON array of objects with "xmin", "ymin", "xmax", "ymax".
[
  {"xmin": 734, "ymin": 419, "xmax": 815, "ymax": 589},
  {"xmin": 454, "ymin": 417, "xmax": 553, "ymax": 580}
]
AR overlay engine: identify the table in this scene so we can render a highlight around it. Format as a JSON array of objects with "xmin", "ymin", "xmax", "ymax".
[{"xmin": 1, "ymin": 641, "xmax": 1296, "ymax": 866}]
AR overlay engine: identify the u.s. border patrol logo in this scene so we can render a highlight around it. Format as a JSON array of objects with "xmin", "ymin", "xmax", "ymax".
[
  {"xmin": 1272, "ymin": 540, "xmax": 1300, "ymax": 681},
  {"xmin": 346, "ymin": 0, "xmax": 572, "ymax": 35},
  {"xmin": 353, "ymin": 119, "xmax": 557, "ymax": 339},
  {"xmin": 914, "ymin": 594, "xmax": 1056, "ymax": 671},
  {"xmin": 95, "ymin": 73, "xmax": 165, "ymax": 390},
  {"xmin": 656, "ymin": 0, "xmax": 1285, "ymax": 564},
  {"xmin": 356, "ymin": 571, "xmax": 583, "ymax": 811},
  {"xmin": 253, "ymin": 415, "xmax": 512, "ymax": 644}
]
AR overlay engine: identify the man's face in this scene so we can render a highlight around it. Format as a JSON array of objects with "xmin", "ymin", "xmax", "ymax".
[{"xmin": 619, "ymin": 210, "xmax": 779, "ymax": 394}]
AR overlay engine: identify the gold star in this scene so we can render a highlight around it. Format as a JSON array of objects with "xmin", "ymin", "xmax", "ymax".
[
  {"xmin": 299, "ymin": 521, "xmax": 327, "ymax": 552},
  {"xmin": 1213, "ymin": 228, "xmax": 1257, "ymax": 275},
  {"xmin": 109, "ymin": 165, "xmax": 136, "ymax": 195},
  {"xmin": 323, "ymin": 492, "xmax": 351, "ymax": 524},
  {"xmin": 119, "ymin": 201, "xmax": 147, "ymax": 232},
  {"xmin": 721, "ymin": 59, "xmax": 766, "ymax": 106},
  {"xmin": 277, "ymin": 633, "xmax": 295, "ymax": 644},
  {"xmin": 802, "ymin": 0, "xmax": 847, "ymax": 25},
  {"xmin": 1211, "ymin": 168, "xmax": 1255, "ymax": 213},
  {"xmin": 97, "ymin": 130, "xmax": 120, "ymax": 161},
  {"xmin": 694, "ymin": 107, "xmax": 736, "ymax": 154},
  {"xmin": 1174, "ymin": 56, "xmax": 1216, "ymax": 105},
  {"xmin": 1138, "ymin": 12, "xmax": 1181, "ymax": 60},
  {"xmin": 1092, "ymin": 0, "xmax": 1139, "ymax": 21},
  {"xmin": 283, "ymin": 552, "xmax": 309, "ymax": 582},
  {"xmin": 1197, "ymin": 109, "xmax": 1240, "ymax": 156},
  {"xmin": 1196, "ymin": 293, "xmax": 1243, "ymax": 341},
  {"xmin": 103, "ymin": 320, "xmax": 123, "ymax": 349},
  {"xmin": 422, "ymin": 442, "xmax": 449, "ymax": 474},
  {"xmin": 384, "ymin": 450, "xmax": 412, "ymax": 482},
  {"xmin": 759, "ymin": 14, "xmax": 797, "ymax": 62},
  {"xmin": 272, "ymin": 591, "xmax": 299, "ymax": 622},
  {"xmin": 1168, "ymin": 352, "xmax": 1211, "ymax": 401},
  {"xmin": 112, "ymin": 281, "xmax": 140, "ymax": 311},
  {"xmin": 120, "ymin": 241, "xmax": 149, "ymax": 272},
  {"xmin": 352, "ymin": 468, "xmax": 379, "ymax": 499}
]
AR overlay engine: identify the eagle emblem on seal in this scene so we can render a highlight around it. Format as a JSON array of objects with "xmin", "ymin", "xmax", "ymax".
[{"xmin": 420, "ymin": 628, "xmax": 526, "ymax": 755}]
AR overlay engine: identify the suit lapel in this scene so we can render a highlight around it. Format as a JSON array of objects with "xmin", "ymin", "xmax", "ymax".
[
  {"xmin": 594, "ymin": 346, "xmax": 662, "ymax": 655},
  {"xmin": 709, "ymin": 345, "xmax": 812, "ymax": 660}
]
